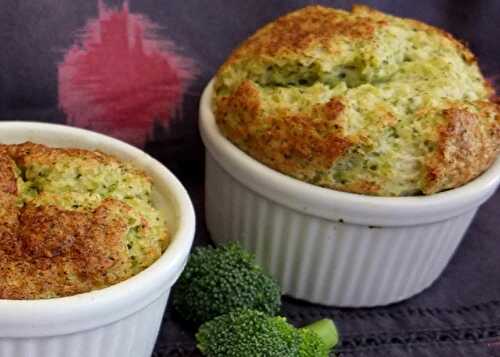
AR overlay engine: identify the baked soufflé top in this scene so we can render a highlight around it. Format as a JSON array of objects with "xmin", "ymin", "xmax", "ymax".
[
  {"xmin": 0, "ymin": 142, "xmax": 169, "ymax": 299},
  {"xmin": 213, "ymin": 5, "xmax": 500, "ymax": 196}
]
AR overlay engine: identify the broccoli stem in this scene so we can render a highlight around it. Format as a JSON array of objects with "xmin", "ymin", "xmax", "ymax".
[{"xmin": 302, "ymin": 319, "xmax": 339, "ymax": 349}]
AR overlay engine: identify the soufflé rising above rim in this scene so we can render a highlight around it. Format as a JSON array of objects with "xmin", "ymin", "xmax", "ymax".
[
  {"xmin": 212, "ymin": 5, "xmax": 500, "ymax": 196},
  {"xmin": 0, "ymin": 142, "xmax": 170, "ymax": 299}
]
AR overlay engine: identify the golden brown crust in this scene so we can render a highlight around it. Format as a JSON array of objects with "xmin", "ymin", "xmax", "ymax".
[
  {"xmin": 216, "ymin": 81, "xmax": 352, "ymax": 179},
  {"xmin": 0, "ymin": 199, "xmax": 132, "ymax": 299},
  {"xmin": 424, "ymin": 102, "xmax": 500, "ymax": 193},
  {"xmin": 0, "ymin": 154, "xmax": 21, "ymax": 260},
  {"xmin": 0, "ymin": 143, "xmax": 158, "ymax": 299},
  {"xmin": 338, "ymin": 179, "xmax": 382, "ymax": 195},
  {"xmin": 3, "ymin": 142, "xmax": 116, "ymax": 168},
  {"xmin": 216, "ymin": 80, "xmax": 262, "ymax": 142},
  {"xmin": 351, "ymin": 4, "xmax": 476, "ymax": 64},
  {"xmin": 0, "ymin": 154, "xmax": 18, "ymax": 195},
  {"xmin": 83, "ymin": 199, "xmax": 131, "ymax": 285},
  {"xmin": 255, "ymin": 111, "xmax": 351, "ymax": 177},
  {"xmin": 214, "ymin": 4, "xmax": 499, "ymax": 196},
  {"xmin": 219, "ymin": 5, "xmax": 380, "ymax": 72},
  {"xmin": 218, "ymin": 5, "xmax": 477, "ymax": 76},
  {"xmin": 0, "ymin": 192, "xmax": 20, "ymax": 256},
  {"xmin": 1, "ymin": 142, "xmax": 149, "ymax": 183},
  {"xmin": 19, "ymin": 205, "xmax": 90, "ymax": 259}
]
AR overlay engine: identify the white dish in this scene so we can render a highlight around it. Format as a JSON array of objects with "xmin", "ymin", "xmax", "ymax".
[
  {"xmin": 200, "ymin": 79, "xmax": 500, "ymax": 306},
  {"xmin": 0, "ymin": 122, "xmax": 196, "ymax": 357}
]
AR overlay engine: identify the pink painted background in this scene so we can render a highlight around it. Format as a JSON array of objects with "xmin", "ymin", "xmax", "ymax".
[{"xmin": 58, "ymin": 1, "xmax": 197, "ymax": 147}]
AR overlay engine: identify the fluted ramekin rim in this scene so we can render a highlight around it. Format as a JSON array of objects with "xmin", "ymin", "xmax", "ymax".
[
  {"xmin": 0, "ymin": 121, "xmax": 195, "ymax": 337},
  {"xmin": 200, "ymin": 79, "xmax": 500, "ymax": 226}
]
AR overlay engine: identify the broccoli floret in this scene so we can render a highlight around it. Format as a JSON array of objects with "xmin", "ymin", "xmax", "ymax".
[
  {"xmin": 299, "ymin": 319, "xmax": 339, "ymax": 357},
  {"xmin": 172, "ymin": 243, "xmax": 281, "ymax": 325},
  {"xmin": 197, "ymin": 309, "xmax": 299, "ymax": 356},
  {"xmin": 196, "ymin": 309, "xmax": 339, "ymax": 357}
]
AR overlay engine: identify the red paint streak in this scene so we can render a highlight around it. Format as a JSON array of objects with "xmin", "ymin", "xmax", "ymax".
[{"xmin": 58, "ymin": 2, "xmax": 196, "ymax": 146}]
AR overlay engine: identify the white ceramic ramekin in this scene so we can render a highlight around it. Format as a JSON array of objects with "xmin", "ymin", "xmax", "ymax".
[
  {"xmin": 0, "ymin": 122, "xmax": 195, "ymax": 357},
  {"xmin": 200, "ymin": 80, "xmax": 500, "ymax": 307}
]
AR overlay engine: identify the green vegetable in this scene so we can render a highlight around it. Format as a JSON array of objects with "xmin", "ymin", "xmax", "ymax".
[
  {"xmin": 299, "ymin": 319, "xmax": 339, "ymax": 357},
  {"xmin": 172, "ymin": 243, "xmax": 281, "ymax": 325},
  {"xmin": 196, "ymin": 309, "xmax": 339, "ymax": 357}
]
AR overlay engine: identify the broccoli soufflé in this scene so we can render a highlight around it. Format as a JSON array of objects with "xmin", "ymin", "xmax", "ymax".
[
  {"xmin": 0, "ymin": 142, "xmax": 169, "ymax": 299},
  {"xmin": 214, "ymin": 5, "xmax": 500, "ymax": 196}
]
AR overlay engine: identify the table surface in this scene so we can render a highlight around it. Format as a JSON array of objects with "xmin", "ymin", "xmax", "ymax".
[
  {"xmin": 152, "ymin": 175, "xmax": 500, "ymax": 357},
  {"xmin": 2, "ymin": 1, "xmax": 500, "ymax": 356}
]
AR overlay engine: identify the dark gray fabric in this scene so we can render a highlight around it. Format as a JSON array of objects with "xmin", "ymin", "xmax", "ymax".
[
  {"xmin": 154, "ymin": 184, "xmax": 500, "ymax": 356},
  {"xmin": 1, "ymin": 1, "xmax": 499, "ymax": 356}
]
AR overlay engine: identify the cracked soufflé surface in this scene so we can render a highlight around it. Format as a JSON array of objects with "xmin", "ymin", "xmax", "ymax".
[
  {"xmin": 214, "ymin": 5, "xmax": 500, "ymax": 196},
  {"xmin": 0, "ymin": 142, "xmax": 169, "ymax": 299}
]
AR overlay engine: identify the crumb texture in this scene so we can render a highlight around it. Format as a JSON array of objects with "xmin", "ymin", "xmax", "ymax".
[
  {"xmin": 0, "ymin": 142, "xmax": 169, "ymax": 299},
  {"xmin": 214, "ymin": 5, "xmax": 500, "ymax": 196}
]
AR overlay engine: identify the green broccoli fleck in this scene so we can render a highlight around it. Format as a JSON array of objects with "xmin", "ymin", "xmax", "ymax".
[
  {"xmin": 196, "ymin": 309, "xmax": 338, "ymax": 357},
  {"xmin": 172, "ymin": 243, "xmax": 281, "ymax": 325}
]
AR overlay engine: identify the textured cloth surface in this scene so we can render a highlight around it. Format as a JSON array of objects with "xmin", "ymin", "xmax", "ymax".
[
  {"xmin": 153, "ymin": 183, "xmax": 500, "ymax": 356},
  {"xmin": 1, "ymin": 1, "xmax": 499, "ymax": 356}
]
